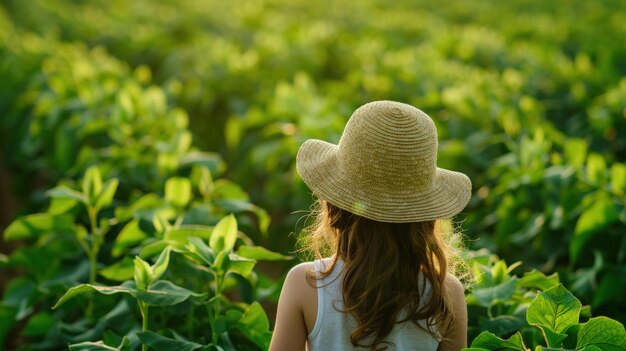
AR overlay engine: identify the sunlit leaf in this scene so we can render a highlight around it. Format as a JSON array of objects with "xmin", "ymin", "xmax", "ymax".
[
  {"xmin": 586, "ymin": 153, "xmax": 607, "ymax": 184},
  {"xmin": 210, "ymin": 214, "xmax": 238, "ymax": 252},
  {"xmin": 236, "ymin": 246, "xmax": 292, "ymax": 261},
  {"xmin": 52, "ymin": 284, "xmax": 132, "ymax": 310},
  {"xmin": 610, "ymin": 162, "xmax": 626, "ymax": 194},
  {"xmin": 132, "ymin": 280, "xmax": 206, "ymax": 306},
  {"xmin": 82, "ymin": 166, "xmax": 103, "ymax": 206},
  {"xmin": 470, "ymin": 331, "xmax": 526, "ymax": 350},
  {"xmin": 236, "ymin": 302, "xmax": 271, "ymax": 350},
  {"xmin": 151, "ymin": 247, "xmax": 171, "ymax": 281},
  {"xmin": 134, "ymin": 257, "xmax": 154, "ymax": 291},
  {"xmin": 527, "ymin": 284, "xmax": 580, "ymax": 347},
  {"xmin": 576, "ymin": 317, "xmax": 626, "ymax": 350},
  {"xmin": 517, "ymin": 270, "xmax": 560, "ymax": 291},
  {"xmin": 165, "ymin": 226, "xmax": 213, "ymax": 243},
  {"xmin": 95, "ymin": 178, "xmax": 119, "ymax": 210},
  {"xmin": 165, "ymin": 177, "xmax": 192, "ymax": 208}
]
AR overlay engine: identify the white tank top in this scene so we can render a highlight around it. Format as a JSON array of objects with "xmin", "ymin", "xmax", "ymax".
[{"xmin": 307, "ymin": 259, "xmax": 440, "ymax": 351}]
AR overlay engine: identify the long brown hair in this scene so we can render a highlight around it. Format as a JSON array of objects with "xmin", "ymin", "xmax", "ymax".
[{"xmin": 300, "ymin": 200, "xmax": 465, "ymax": 350}]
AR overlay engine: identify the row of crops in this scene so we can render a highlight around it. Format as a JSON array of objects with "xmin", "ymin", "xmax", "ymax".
[{"xmin": 1, "ymin": 0, "xmax": 625, "ymax": 350}]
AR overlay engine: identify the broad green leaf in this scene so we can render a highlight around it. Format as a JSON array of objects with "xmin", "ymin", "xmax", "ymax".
[
  {"xmin": 46, "ymin": 185, "xmax": 87, "ymax": 204},
  {"xmin": 134, "ymin": 257, "xmax": 155, "ymax": 290},
  {"xmin": 472, "ymin": 278, "xmax": 518, "ymax": 307},
  {"xmin": 82, "ymin": 166, "xmax": 103, "ymax": 205},
  {"xmin": 210, "ymin": 214, "xmax": 238, "ymax": 252},
  {"xmin": 527, "ymin": 284, "xmax": 581, "ymax": 347},
  {"xmin": 564, "ymin": 138, "xmax": 587, "ymax": 168},
  {"xmin": 165, "ymin": 226, "xmax": 213, "ymax": 243},
  {"xmin": 52, "ymin": 284, "xmax": 132, "ymax": 309},
  {"xmin": 3, "ymin": 213, "xmax": 75, "ymax": 241},
  {"xmin": 136, "ymin": 331, "xmax": 203, "ymax": 351},
  {"xmin": 517, "ymin": 270, "xmax": 560, "ymax": 291},
  {"xmin": 95, "ymin": 178, "xmax": 119, "ymax": 210},
  {"xmin": 132, "ymin": 280, "xmax": 206, "ymax": 306},
  {"xmin": 610, "ymin": 163, "xmax": 626, "ymax": 194},
  {"xmin": 99, "ymin": 257, "xmax": 134, "ymax": 281},
  {"xmin": 151, "ymin": 247, "xmax": 171, "ymax": 281},
  {"xmin": 226, "ymin": 253, "xmax": 256, "ymax": 277},
  {"xmin": 112, "ymin": 219, "xmax": 147, "ymax": 257},
  {"xmin": 578, "ymin": 346, "xmax": 603, "ymax": 351},
  {"xmin": 165, "ymin": 177, "xmax": 192, "ymax": 208},
  {"xmin": 237, "ymin": 302, "xmax": 271, "ymax": 350},
  {"xmin": 470, "ymin": 331, "xmax": 526, "ymax": 350},
  {"xmin": 571, "ymin": 194, "xmax": 619, "ymax": 263},
  {"xmin": 236, "ymin": 246, "xmax": 292, "ymax": 261},
  {"xmin": 69, "ymin": 337, "xmax": 129, "ymax": 351},
  {"xmin": 577, "ymin": 317, "xmax": 626, "ymax": 351},
  {"xmin": 586, "ymin": 153, "xmax": 607, "ymax": 184}
]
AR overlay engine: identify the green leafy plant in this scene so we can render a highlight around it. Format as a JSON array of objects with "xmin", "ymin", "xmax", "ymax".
[
  {"xmin": 466, "ymin": 251, "xmax": 561, "ymax": 343},
  {"xmin": 464, "ymin": 284, "xmax": 626, "ymax": 351}
]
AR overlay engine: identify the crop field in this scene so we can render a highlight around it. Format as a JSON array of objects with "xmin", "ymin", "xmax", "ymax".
[{"xmin": 0, "ymin": 0, "xmax": 625, "ymax": 350}]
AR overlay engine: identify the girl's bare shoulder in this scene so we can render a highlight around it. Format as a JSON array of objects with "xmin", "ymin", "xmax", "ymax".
[{"xmin": 283, "ymin": 262, "xmax": 317, "ymax": 299}]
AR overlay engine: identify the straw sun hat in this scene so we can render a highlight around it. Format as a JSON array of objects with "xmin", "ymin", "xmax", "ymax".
[{"xmin": 296, "ymin": 100, "xmax": 472, "ymax": 223}]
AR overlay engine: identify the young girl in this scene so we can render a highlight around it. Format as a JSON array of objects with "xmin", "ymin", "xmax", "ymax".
[{"xmin": 270, "ymin": 101, "xmax": 471, "ymax": 351}]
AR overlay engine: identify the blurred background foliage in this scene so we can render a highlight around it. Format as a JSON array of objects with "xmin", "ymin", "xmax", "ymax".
[{"xmin": 1, "ymin": 0, "xmax": 625, "ymax": 349}]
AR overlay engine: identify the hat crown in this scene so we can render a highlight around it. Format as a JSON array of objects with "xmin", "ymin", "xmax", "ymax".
[{"xmin": 337, "ymin": 101, "xmax": 438, "ymax": 192}]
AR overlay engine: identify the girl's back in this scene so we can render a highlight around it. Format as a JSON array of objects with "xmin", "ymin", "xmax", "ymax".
[{"xmin": 307, "ymin": 258, "xmax": 439, "ymax": 351}]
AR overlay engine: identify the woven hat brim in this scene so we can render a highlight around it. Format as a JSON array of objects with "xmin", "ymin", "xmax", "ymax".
[{"xmin": 296, "ymin": 139, "xmax": 472, "ymax": 223}]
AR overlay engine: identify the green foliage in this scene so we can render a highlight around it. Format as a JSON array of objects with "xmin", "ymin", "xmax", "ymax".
[
  {"xmin": 0, "ymin": 23, "xmax": 288, "ymax": 348},
  {"xmin": 465, "ymin": 258, "xmax": 626, "ymax": 351},
  {"xmin": 1, "ymin": 0, "xmax": 626, "ymax": 349},
  {"xmin": 463, "ymin": 284, "xmax": 626, "ymax": 351},
  {"xmin": 2, "ymin": 167, "xmax": 287, "ymax": 350}
]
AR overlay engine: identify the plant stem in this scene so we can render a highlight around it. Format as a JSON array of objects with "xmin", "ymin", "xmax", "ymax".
[
  {"xmin": 85, "ymin": 206, "xmax": 100, "ymax": 319},
  {"xmin": 214, "ymin": 273, "xmax": 223, "ymax": 317},
  {"xmin": 87, "ymin": 206, "xmax": 100, "ymax": 285},
  {"xmin": 85, "ymin": 250, "xmax": 97, "ymax": 318},
  {"xmin": 140, "ymin": 301, "xmax": 149, "ymax": 351}
]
